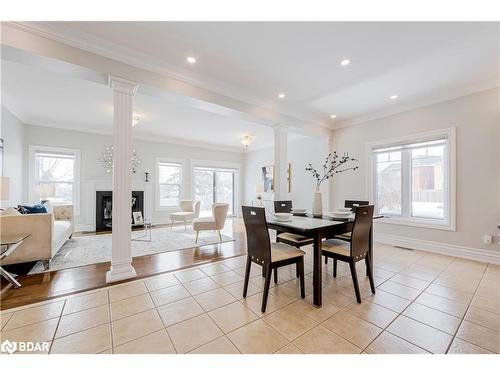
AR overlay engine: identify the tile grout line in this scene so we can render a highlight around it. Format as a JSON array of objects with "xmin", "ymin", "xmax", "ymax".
[
  {"xmin": 443, "ymin": 263, "xmax": 490, "ymax": 354},
  {"xmin": 355, "ymin": 252, "xmax": 454, "ymax": 353},
  {"xmin": 48, "ymin": 299, "xmax": 67, "ymax": 354}
]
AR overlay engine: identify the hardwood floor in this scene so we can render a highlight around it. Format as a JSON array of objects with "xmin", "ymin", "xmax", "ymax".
[{"xmin": 0, "ymin": 219, "xmax": 246, "ymax": 311}]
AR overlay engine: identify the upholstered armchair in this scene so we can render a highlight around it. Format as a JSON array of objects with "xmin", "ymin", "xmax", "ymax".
[
  {"xmin": 170, "ymin": 200, "xmax": 201, "ymax": 230},
  {"xmin": 192, "ymin": 203, "xmax": 229, "ymax": 242}
]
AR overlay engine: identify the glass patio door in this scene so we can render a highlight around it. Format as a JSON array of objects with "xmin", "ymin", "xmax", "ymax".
[{"xmin": 194, "ymin": 167, "xmax": 236, "ymax": 217}]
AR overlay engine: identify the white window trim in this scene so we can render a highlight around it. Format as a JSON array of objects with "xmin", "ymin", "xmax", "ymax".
[
  {"xmin": 155, "ymin": 157, "xmax": 185, "ymax": 211},
  {"xmin": 365, "ymin": 128, "xmax": 456, "ymax": 231},
  {"xmin": 28, "ymin": 144, "xmax": 81, "ymax": 216},
  {"xmin": 191, "ymin": 159, "xmax": 241, "ymax": 218}
]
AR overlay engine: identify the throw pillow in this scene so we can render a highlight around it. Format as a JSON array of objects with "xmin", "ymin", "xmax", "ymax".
[{"xmin": 18, "ymin": 204, "xmax": 48, "ymax": 214}]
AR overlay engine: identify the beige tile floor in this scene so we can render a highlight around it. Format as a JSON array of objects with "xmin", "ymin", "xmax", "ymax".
[{"xmin": 1, "ymin": 243, "xmax": 499, "ymax": 354}]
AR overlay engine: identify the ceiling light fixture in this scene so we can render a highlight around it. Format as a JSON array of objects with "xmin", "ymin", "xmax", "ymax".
[
  {"xmin": 186, "ymin": 56, "xmax": 197, "ymax": 64},
  {"xmin": 278, "ymin": 93, "xmax": 286, "ymax": 99},
  {"xmin": 132, "ymin": 114, "xmax": 140, "ymax": 127},
  {"xmin": 241, "ymin": 135, "xmax": 253, "ymax": 148},
  {"xmin": 330, "ymin": 114, "xmax": 337, "ymax": 119},
  {"xmin": 389, "ymin": 95, "xmax": 398, "ymax": 100},
  {"xmin": 340, "ymin": 59, "xmax": 351, "ymax": 66}
]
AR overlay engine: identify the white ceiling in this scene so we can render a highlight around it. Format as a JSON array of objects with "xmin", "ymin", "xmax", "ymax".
[
  {"xmin": 2, "ymin": 60, "xmax": 303, "ymax": 151},
  {"xmin": 20, "ymin": 21, "xmax": 500, "ymax": 127}
]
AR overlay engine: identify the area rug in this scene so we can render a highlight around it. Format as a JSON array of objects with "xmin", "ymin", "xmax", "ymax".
[{"xmin": 29, "ymin": 227, "xmax": 234, "ymax": 274}]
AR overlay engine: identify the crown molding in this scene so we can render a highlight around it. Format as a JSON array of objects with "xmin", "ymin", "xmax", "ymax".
[
  {"xmin": 8, "ymin": 22, "xmax": 327, "ymax": 130},
  {"xmin": 333, "ymin": 84, "xmax": 500, "ymax": 130}
]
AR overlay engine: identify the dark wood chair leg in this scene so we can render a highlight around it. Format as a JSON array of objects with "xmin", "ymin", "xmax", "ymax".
[
  {"xmin": 262, "ymin": 264, "xmax": 272, "ymax": 312},
  {"xmin": 298, "ymin": 258, "xmax": 305, "ymax": 299},
  {"xmin": 296, "ymin": 262, "xmax": 300, "ymax": 278},
  {"xmin": 349, "ymin": 260, "xmax": 362, "ymax": 303},
  {"xmin": 365, "ymin": 255, "xmax": 376, "ymax": 294},
  {"xmin": 273, "ymin": 267, "xmax": 278, "ymax": 283},
  {"xmin": 325, "ymin": 256, "xmax": 328, "ymax": 264},
  {"xmin": 333, "ymin": 258, "xmax": 337, "ymax": 278},
  {"xmin": 243, "ymin": 257, "xmax": 251, "ymax": 298}
]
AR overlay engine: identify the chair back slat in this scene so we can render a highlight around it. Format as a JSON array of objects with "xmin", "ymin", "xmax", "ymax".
[
  {"xmin": 274, "ymin": 200, "xmax": 292, "ymax": 213},
  {"xmin": 345, "ymin": 200, "xmax": 369, "ymax": 210},
  {"xmin": 350, "ymin": 205, "xmax": 374, "ymax": 259},
  {"xmin": 241, "ymin": 206, "xmax": 272, "ymax": 265}
]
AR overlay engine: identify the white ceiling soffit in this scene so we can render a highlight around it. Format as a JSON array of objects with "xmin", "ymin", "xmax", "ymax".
[
  {"xmin": 5, "ymin": 21, "xmax": 500, "ymax": 130},
  {"xmin": 1, "ymin": 58, "xmax": 307, "ymax": 152},
  {"xmin": 5, "ymin": 22, "xmax": 330, "ymax": 138}
]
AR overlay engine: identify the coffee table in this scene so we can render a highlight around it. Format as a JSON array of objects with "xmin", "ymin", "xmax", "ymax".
[{"xmin": 1, "ymin": 233, "xmax": 31, "ymax": 288}]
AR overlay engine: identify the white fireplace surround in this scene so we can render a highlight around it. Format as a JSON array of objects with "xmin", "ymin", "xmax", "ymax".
[{"xmin": 79, "ymin": 179, "xmax": 153, "ymax": 232}]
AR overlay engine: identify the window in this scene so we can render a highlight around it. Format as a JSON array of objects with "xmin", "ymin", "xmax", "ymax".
[
  {"xmin": 369, "ymin": 129, "xmax": 455, "ymax": 230},
  {"xmin": 157, "ymin": 160, "xmax": 182, "ymax": 208},
  {"xmin": 29, "ymin": 145, "xmax": 80, "ymax": 214},
  {"xmin": 193, "ymin": 167, "xmax": 237, "ymax": 216}
]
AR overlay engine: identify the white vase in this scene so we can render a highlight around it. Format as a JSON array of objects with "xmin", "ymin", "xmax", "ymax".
[{"xmin": 312, "ymin": 188, "xmax": 323, "ymax": 218}]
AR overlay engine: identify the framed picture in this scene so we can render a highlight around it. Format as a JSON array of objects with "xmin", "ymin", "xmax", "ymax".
[
  {"xmin": 0, "ymin": 138, "xmax": 4, "ymax": 176},
  {"xmin": 261, "ymin": 163, "xmax": 291, "ymax": 193},
  {"xmin": 261, "ymin": 165, "xmax": 274, "ymax": 192},
  {"xmin": 132, "ymin": 211, "xmax": 144, "ymax": 225}
]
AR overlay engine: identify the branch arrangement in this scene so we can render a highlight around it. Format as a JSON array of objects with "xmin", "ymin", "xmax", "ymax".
[{"xmin": 306, "ymin": 152, "xmax": 359, "ymax": 188}]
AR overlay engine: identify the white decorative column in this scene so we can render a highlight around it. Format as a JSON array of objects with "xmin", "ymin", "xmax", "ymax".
[
  {"xmin": 106, "ymin": 76, "xmax": 138, "ymax": 283},
  {"xmin": 273, "ymin": 124, "xmax": 288, "ymax": 200},
  {"xmin": 328, "ymin": 134, "xmax": 335, "ymax": 211}
]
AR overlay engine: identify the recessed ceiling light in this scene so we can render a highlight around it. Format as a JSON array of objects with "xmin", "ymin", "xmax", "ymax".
[
  {"xmin": 340, "ymin": 59, "xmax": 350, "ymax": 66},
  {"xmin": 186, "ymin": 56, "xmax": 196, "ymax": 64},
  {"xmin": 278, "ymin": 93, "xmax": 286, "ymax": 99},
  {"xmin": 330, "ymin": 114, "xmax": 337, "ymax": 119},
  {"xmin": 389, "ymin": 95, "xmax": 398, "ymax": 100}
]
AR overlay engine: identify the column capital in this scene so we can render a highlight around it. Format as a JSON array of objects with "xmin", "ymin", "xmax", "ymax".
[
  {"xmin": 272, "ymin": 123, "xmax": 289, "ymax": 133},
  {"xmin": 108, "ymin": 75, "xmax": 138, "ymax": 95}
]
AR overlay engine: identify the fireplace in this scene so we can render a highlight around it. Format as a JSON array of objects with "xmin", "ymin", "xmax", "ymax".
[{"xmin": 95, "ymin": 191, "xmax": 144, "ymax": 232}]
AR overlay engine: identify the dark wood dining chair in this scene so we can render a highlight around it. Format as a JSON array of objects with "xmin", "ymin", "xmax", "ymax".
[
  {"xmin": 241, "ymin": 205, "xmax": 305, "ymax": 312},
  {"xmin": 274, "ymin": 200, "xmax": 314, "ymax": 249},
  {"xmin": 273, "ymin": 200, "xmax": 313, "ymax": 281},
  {"xmin": 325, "ymin": 199, "xmax": 370, "ymax": 265},
  {"xmin": 321, "ymin": 205, "xmax": 375, "ymax": 303}
]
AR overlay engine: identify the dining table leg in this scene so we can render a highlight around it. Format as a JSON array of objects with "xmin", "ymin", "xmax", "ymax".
[
  {"xmin": 312, "ymin": 232, "xmax": 322, "ymax": 307},
  {"xmin": 368, "ymin": 224, "xmax": 374, "ymax": 277}
]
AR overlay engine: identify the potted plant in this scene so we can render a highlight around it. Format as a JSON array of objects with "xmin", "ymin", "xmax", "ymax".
[{"xmin": 306, "ymin": 152, "xmax": 359, "ymax": 217}]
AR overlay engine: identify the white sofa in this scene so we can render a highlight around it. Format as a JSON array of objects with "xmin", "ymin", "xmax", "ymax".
[{"xmin": 0, "ymin": 205, "xmax": 74, "ymax": 266}]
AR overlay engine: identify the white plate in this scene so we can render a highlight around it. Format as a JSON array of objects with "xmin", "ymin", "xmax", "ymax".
[
  {"xmin": 326, "ymin": 212, "xmax": 351, "ymax": 218},
  {"xmin": 292, "ymin": 209, "xmax": 307, "ymax": 214},
  {"xmin": 333, "ymin": 207, "xmax": 352, "ymax": 213},
  {"xmin": 274, "ymin": 216, "xmax": 293, "ymax": 222}
]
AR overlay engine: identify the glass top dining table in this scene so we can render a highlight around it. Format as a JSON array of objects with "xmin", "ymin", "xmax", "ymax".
[{"xmin": 266, "ymin": 213, "xmax": 381, "ymax": 307}]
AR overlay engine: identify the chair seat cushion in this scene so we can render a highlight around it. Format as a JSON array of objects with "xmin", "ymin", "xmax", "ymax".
[
  {"xmin": 277, "ymin": 232, "xmax": 314, "ymax": 246},
  {"xmin": 192, "ymin": 217, "xmax": 216, "ymax": 231},
  {"xmin": 322, "ymin": 239, "xmax": 351, "ymax": 257},
  {"xmin": 334, "ymin": 232, "xmax": 352, "ymax": 241},
  {"xmin": 271, "ymin": 242, "xmax": 305, "ymax": 263},
  {"xmin": 171, "ymin": 211, "xmax": 195, "ymax": 220}
]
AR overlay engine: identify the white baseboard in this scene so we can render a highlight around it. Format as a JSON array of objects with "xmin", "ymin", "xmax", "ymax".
[{"xmin": 374, "ymin": 233, "xmax": 500, "ymax": 265}]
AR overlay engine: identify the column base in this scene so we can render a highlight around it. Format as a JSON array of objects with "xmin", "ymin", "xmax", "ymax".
[{"xmin": 106, "ymin": 260, "xmax": 137, "ymax": 283}]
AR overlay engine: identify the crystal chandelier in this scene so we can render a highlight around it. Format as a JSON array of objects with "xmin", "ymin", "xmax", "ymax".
[{"xmin": 98, "ymin": 146, "xmax": 142, "ymax": 174}]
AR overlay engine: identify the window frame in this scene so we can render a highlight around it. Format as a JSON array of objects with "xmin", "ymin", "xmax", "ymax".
[
  {"xmin": 28, "ymin": 144, "xmax": 81, "ymax": 216},
  {"xmin": 366, "ymin": 128, "xmax": 456, "ymax": 231},
  {"xmin": 191, "ymin": 159, "xmax": 241, "ymax": 218},
  {"xmin": 155, "ymin": 158, "xmax": 184, "ymax": 210}
]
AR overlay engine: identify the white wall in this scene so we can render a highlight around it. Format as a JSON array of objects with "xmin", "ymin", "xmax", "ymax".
[
  {"xmin": 21, "ymin": 124, "xmax": 244, "ymax": 229},
  {"xmin": 0, "ymin": 107, "xmax": 25, "ymax": 207},
  {"xmin": 243, "ymin": 136, "xmax": 330, "ymax": 211},
  {"xmin": 330, "ymin": 88, "xmax": 500, "ymax": 255}
]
